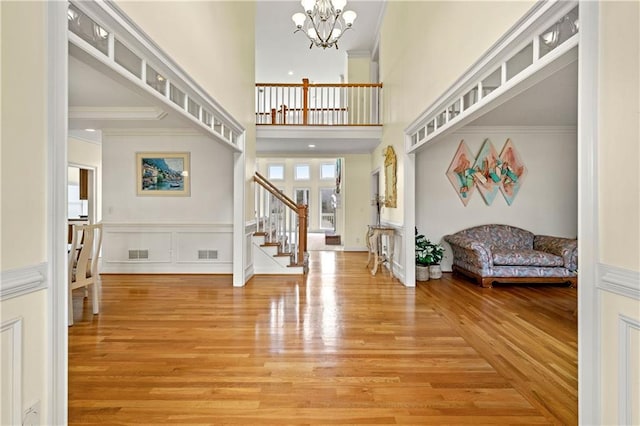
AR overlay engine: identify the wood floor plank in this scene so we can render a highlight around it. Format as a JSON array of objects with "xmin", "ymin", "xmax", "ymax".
[{"xmin": 69, "ymin": 251, "xmax": 577, "ymax": 424}]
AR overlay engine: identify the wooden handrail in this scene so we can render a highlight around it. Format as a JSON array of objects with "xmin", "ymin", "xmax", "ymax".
[{"xmin": 254, "ymin": 171, "xmax": 297, "ymax": 211}]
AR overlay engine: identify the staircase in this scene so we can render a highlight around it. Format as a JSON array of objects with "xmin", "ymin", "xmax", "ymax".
[{"xmin": 252, "ymin": 172, "xmax": 308, "ymax": 275}]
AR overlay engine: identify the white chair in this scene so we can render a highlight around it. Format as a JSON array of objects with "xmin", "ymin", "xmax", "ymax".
[{"xmin": 68, "ymin": 223, "xmax": 103, "ymax": 326}]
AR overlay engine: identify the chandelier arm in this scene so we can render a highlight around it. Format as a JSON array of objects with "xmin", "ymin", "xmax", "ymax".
[{"xmin": 292, "ymin": 1, "xmax": 354, "ymax": 49}]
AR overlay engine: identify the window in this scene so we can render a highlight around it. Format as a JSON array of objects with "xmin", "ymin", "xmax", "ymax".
[
  {"xmin": 294, "ymin": 164, "xmax": 310, "ymax": 180},
  {"xmin": 294, "ymin": 188, "xmax": 311, "ymax": 228},
  {"xmin": 320, "ymin": 163, "xmax": 336, "ymax": 180},
  {"xmin": 319, "ymin": 188, "xmax": 336, "ymax": 230},
  {"xmin": 146, "ymin": 65, "xmax": 166, "ymax": 95},
  {"xmin": 187, "ymin": 98, "xmax": 200, "ymax": 119},
  {"xmin": 170, "ymin": 83, "xmax": 186, "ymax": 107},
  {"xmin": 114, "ymin": 39, "xmax": 142, "ymax": 78},
  {"xmin": 294, "ymin": 188, "xmax": 310, "ymax": 206},
  {"xmin": 268, "ymin": 164, "xmax": 284, "ymax": 180}
]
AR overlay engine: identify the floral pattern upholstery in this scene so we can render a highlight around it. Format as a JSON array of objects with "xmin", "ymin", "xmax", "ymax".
[
  {"xmin": 444, "ymin": 224, "xmax": 578, "ymax": 286},
  {"xmin": 492, "ymin": 249, "xmax": 564, "ymax": 267}
]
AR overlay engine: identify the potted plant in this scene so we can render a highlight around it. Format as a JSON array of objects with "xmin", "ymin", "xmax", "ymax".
[{"xmin": 415, "ymin": 228, "xmax": 445, "ymax": 281}]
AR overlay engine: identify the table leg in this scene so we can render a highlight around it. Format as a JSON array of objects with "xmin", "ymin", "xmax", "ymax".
[
  {"xmin": 369, "ymin": 233, "xmax": 379, "ymax": 275},
  {"xmin": 387, "ymin": 231, "xmax": 394, "ymax": 278}
]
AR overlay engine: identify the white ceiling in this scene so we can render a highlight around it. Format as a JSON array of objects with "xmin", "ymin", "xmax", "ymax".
[
  {"xmin": 255, "ymin": 0, "xmax": 386, "ymax": 83},
  {"xmin": 68, "ymin": 1, "xmax": 577, "ymax": 153}
]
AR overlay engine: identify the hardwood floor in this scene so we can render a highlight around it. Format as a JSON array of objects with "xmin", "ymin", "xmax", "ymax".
[{"xmin": 69, "ymin": 251, "xmax": 577, "ymax": 425}]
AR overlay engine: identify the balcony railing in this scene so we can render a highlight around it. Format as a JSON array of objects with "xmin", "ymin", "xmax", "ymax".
[{"xmin": 256, "ymin": 79, "xmax": 382, "ymax": 126}]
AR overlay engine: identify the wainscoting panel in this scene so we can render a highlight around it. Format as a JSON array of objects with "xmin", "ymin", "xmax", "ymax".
[
  {"xmin": 618, "ymin": 315, "xmax": 640, "ymax": 425},
  {"xmin": 102, "ymin": 223, "xmax": 233, "ymax": 273},
  {"xmin": 598, "ymin": 263, "xmax": 640, "ymax": 425},
  {"xmin": 175, "ymin": 232, "xmax": 231, "ymax": 263},
  {"xmin": 1, "ymin": 317, "xmax": 22, "ymax": 425}
]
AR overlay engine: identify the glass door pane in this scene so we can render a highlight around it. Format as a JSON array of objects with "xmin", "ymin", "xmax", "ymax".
[{"xmin": 319, "ymin": 188, "xmax": 336, "ymax": 231}]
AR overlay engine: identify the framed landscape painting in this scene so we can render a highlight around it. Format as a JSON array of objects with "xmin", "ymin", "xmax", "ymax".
[{"xmin": 136, "ymin": 152, "xmax": 190, "ymax": 196}]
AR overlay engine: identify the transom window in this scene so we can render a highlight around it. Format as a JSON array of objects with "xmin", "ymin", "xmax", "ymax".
[
  {"xmin": 268, "ymin": 164, "xmax": 284, "ymax": 180},
  {"xmin": 320, "ymin": 163, "xmax": 336, "ymax": 180},
  {"xmin": 294, "ymin": 164, "xmax": 310, "ymax": 180}
]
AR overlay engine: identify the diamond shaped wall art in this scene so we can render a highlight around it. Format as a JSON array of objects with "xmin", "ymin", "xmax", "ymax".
[
  {"xmin": 446, "ymin": 138, "xmax": 527, "ymax": 206},
  {"xmin": 498, "ymin": 138, "xmax": 527, "ymax": 205},
  {"xmin": 472, "ymin": 139, "xmax": 501, "ymax": 205},
  {"xmin": 446, "ymin": 140, "xmax": 476, "ymax": 206}
]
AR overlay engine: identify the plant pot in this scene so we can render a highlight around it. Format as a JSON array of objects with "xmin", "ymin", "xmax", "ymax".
[
  {"xmin": 429, "ymin": 264, "xmax": 442, "ymax": 279},
  {"xmin": 416, "ymin": 265, "xmax": 430, "ymax": 281}
]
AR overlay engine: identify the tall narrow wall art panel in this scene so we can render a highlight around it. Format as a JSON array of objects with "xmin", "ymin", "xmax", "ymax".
[
  {"xmin": 498, "ymin": 139, "xmax": 527, "ymax": 205},
  {"xmin": 446, "ymin": 140, "xmax": 476, "ymax": 206},
  {"xmin": 472, "ymin": 139, "xmax": 501, "ymax": 205}
]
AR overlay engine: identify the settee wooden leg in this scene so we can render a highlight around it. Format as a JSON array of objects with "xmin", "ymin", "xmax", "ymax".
[{"xmin": 480, "ymin": 277, "xmax": 493, "ymax": 288}]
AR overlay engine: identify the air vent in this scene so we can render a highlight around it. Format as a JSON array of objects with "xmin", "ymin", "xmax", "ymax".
[
  {"xmin": 128, "ymin": 249, "xmax": 149, "ymax": 260},
  {"xmin": 198, "ymin": 250, "xmax": 218, "ymax": 260}
]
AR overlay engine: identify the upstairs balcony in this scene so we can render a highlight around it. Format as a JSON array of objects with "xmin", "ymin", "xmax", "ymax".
[
  {"xmin": 255, "ymin": 79, "xmax": 383, "ymax": 154},
  {"xmin": 256, "ymin": 79, "xmax": 383, "ymax": 126}
]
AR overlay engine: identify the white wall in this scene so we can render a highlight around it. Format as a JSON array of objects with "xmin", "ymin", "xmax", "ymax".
[
  {"xmin": 416, "ymin": 127, "xmax": 577, "ymax": 272},
  {"xmin": 597, "ymin": 2, "xmax": 640, "ymax": 423},
  {"xmin": 342, "ymin": 154, "xmax": 373, "ymax": 251},
  {"xmin": 115, "ymin": 1, "xmax": 257, "ymax": 222},
  {"xmin": 0, "ymin": 1, "xmax": 50, "ymax": 423},
  {"xmin": 377, "ymin": 1, "xmax": 535, "ymax": 227},
  {"xmin": 101, "ymin": 131, "xmax": 234, "ymax": 272}
]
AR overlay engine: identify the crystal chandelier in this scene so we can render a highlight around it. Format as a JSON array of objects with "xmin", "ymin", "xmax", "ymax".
[{"xmin": 291, "ymin": 0, "xmax": 357, "ymax": 49}]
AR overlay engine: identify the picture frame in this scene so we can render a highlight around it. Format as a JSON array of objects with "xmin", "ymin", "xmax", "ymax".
[{"xmin": 136, "ymin": 152, "xmax": 190, "ymax": 196}]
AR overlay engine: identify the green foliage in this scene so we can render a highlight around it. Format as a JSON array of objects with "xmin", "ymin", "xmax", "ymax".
[{"xmin": 415, "ymin": 227, "xmax": 444, "ymax": 266}]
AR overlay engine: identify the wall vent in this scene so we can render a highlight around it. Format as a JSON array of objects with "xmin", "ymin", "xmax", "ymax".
[
  {"xmin": 128, "ymin": 249, "xmax": 149, "ymax": 260},
  {"xmin": 198, "ymin": 250, "xmax": 218, "ymax": 260}
]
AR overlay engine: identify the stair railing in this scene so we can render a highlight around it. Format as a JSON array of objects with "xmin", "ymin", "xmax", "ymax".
[{"xmin": 254, "ymin": 172, "xmax": 308, "ymax": 266}]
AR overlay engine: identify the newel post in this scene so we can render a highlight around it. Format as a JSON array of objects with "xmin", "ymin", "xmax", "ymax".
[
  {"xmin": 297, "ymin": 204, "xmax": 308, "ymax": 263},
  {"xmin": 302, "ymin": 78, "xmax": 309, "ymax": 125}
]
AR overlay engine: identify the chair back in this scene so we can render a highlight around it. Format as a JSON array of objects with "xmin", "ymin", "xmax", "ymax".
[{"xmin": 68, "ymin": 223, "xmax": 103, "ymax": 289}]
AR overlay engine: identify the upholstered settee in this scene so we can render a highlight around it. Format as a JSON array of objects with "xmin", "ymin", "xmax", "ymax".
[{"xmin": 444, "ymin": 224, "xmax": 577, "ymax": 288}]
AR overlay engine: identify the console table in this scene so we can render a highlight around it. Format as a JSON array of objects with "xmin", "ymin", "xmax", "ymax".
[{"xmin": 366, "ymin": 226, "xmax": 395, "ymax": 277}]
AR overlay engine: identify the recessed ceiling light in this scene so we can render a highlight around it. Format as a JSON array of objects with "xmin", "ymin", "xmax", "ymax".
[
  {"xmin": 84, "ymin": 128, "xmax": 96, "ymax": 132},
  {"xmin": 308, "ymin": 144, "xmax": 316, "ymax": 148},
  {"xmin": 288, "ymin": 70, "xmax": 294, "ymax": 76}
]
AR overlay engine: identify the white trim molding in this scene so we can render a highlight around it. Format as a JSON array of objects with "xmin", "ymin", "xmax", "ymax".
[
  {"xmin": 0, "ymin": 263, "xmax": 48, "ymax": 301},
  {"xmin": 1, "ymin": 317, "xmax": 23, "ymax": 425},
  {"xmin": 599, "ymin": 264, "xmax": 640, "ymax": 300},
  {"xmin": 618, "ymin": 314, "xmax": 640, "ymax": 425}
]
